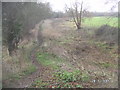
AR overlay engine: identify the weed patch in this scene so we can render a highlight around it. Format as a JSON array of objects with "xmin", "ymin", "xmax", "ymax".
[
  {"xmin": 53, "ymin": 70, "xmax": 90, "ymax": 83},
  {"xmin": 37, "ymin": 52, "xmax": 64, "ymax": 69},
  {"xmin": 31, "ymin": 80, "xmax": 49, "ymax": 88},
  {"xmin": 53, "ymin": 70, "xmax": 81, "ymax": 82}
]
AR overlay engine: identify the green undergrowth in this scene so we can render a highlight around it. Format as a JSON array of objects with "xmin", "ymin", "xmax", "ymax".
[
  {"xmin": 35, "ymin": 51, "xmax": 91, "ymax": 88},
  {"xmin": 37, "ymin": 52, "xmax": 65, "ymax": 69},
  {"xmin": 31, "ymin": 70, "xmax": 90, "ymax": 88},
  {"xmin": 53, "ymin": 70, "xmax": 90, "ymax": 83}
]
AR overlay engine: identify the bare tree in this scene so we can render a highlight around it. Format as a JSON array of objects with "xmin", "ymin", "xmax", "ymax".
[{"xmin": 65, "ymin": 1, "xmax": 88, "ymax": 29}]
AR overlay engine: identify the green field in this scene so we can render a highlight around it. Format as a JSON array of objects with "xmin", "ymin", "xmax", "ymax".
[{"xmin": 83, "ymin": 17, "xmax": 118, "ymax": 27}]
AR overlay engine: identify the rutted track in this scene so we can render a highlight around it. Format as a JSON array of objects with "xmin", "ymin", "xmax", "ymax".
[
  {"xmin": 14, "ymin": 21, "xmax": 45, "ymax": 88},
  {"xmin": 15, "ymin": 45, "xmax": 44, "ymax": 88}
]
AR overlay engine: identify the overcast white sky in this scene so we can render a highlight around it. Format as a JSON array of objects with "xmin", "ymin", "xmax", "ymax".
[{"xmin": 39, "ymin": 0, "xmax": 118, "ymax": 12}]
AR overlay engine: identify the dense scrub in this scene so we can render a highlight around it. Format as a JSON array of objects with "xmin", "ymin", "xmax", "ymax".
[
  {"xmin": 2, "ymin": 2, "xmax": 52, "ymax": 55},
  {"xmin": 95, "ymin": 25, "xmax": 118, "ymax": 44},
  {"xmin": 2, "ymin": 2, "xmax": 52, "ymax": 87}
]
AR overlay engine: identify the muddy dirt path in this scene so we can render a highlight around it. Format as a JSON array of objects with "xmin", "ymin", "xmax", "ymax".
[
  {"xmin": 10, "ymin": 22, "xmax": 46, "ymax": 88},
  {"xmin": 14, "ymin": 46, "xmax": 42, "ymax": 88}
]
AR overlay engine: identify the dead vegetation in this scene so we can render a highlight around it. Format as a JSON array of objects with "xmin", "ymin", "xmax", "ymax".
[{"xmin": 95, "ymin": 25, "xmax": 118, "ymax": 44}]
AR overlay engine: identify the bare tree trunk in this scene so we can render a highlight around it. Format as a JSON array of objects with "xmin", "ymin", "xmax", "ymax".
[
  {"xmin": 65, "ymin": 1, "xmax": 84, "ymax": 29},
  {"xmin": 75, "ymin": 2, "xmax": 81, "ymax": 29},
  {"xmin": 77, "ymin": 24, "xmax": 81, "ymax": 29},
  {"xmin": 79, "ymin": 1, "xmax": 83, "ymax": 29},
  {"xmin": 73, "ymin": 2, "xmax": 83, "ymax": 29}
]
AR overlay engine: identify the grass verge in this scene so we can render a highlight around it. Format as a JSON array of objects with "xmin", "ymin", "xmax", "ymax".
[{"xmin": 37, "ymin": 52, "xmax": 64, "ymax": 69}]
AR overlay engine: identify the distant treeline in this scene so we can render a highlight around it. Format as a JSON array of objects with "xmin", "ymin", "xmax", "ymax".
[
  {"xmin": 51, "ymin": 11, "xmax": 118, "ymax": 18},
  {"xmin": 91, "ymin": 12, "xmax": 118, "ymax": 17}
]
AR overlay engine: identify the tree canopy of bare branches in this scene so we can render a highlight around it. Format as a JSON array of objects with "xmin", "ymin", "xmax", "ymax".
[{"xmin": 65, "ymin": 1, "xmax": 89, "ymax": 29}]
